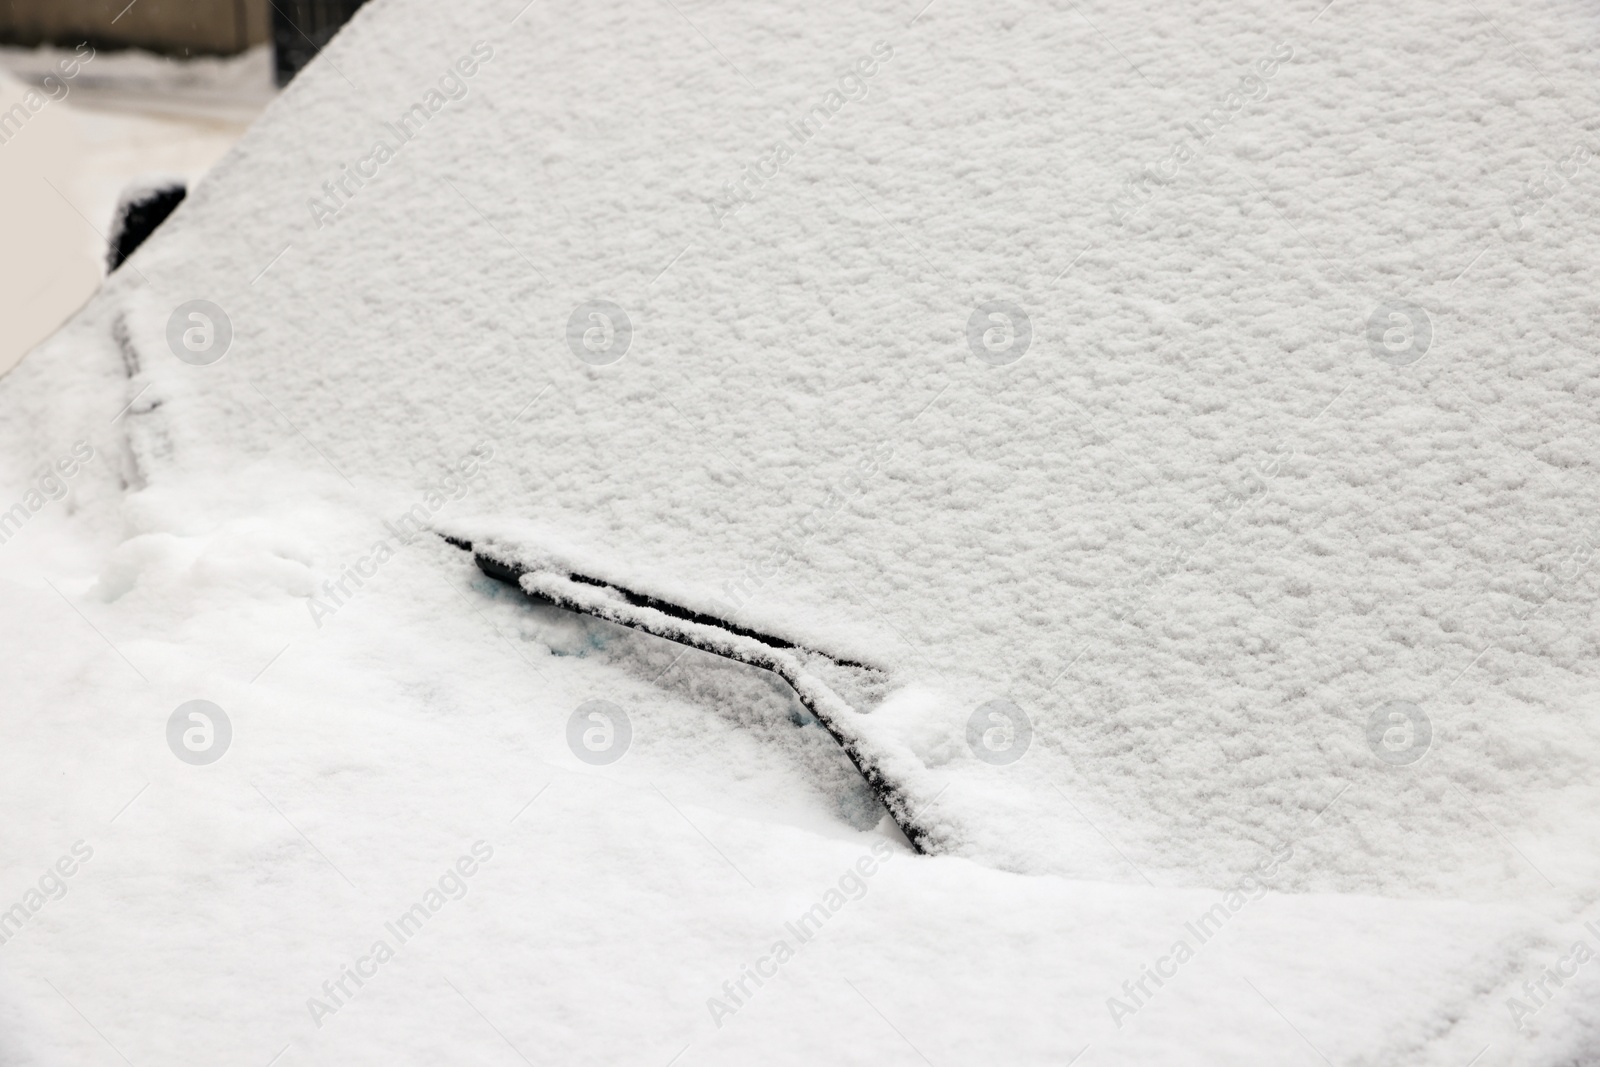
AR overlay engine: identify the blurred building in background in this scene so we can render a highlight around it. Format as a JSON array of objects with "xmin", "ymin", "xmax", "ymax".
[
  {"xmin": 268, "ymin": 0, "xmax": 369, "ymax": 86},
  {"xmin": 0, "ymin": 0, "xmax": 369, "ymax": 83},
  {"xmin": 0, "ymin": 0, "xmax": 268, "ymax": 57}
]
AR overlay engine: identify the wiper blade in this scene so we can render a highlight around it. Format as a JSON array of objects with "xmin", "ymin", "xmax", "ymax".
[{"xmin": 449, "ymin": 536, "xmax": 932, "ymax": 853}]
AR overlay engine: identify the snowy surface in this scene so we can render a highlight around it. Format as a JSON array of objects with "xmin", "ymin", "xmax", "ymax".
[
  {"xmin": 0, "ymin": 44, "xmax": 275, "ymax": 123},
  {"xmin": 3, "ymin": 0, "xmax": 1600, "ymax": 1063},
  {"xmin": 0, "ymin": 48, "xmax": 261, "ymax": 375}
]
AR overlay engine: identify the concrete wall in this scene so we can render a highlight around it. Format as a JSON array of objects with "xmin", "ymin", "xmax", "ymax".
[{"xmin": 0, "ymin": 0, "xmax": 270, "ymax": 57}]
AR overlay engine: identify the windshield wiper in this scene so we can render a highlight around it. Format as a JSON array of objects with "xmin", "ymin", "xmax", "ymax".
[{"xmin": 446, "ymin": 536, "xmax": 931, "ymax": 853}]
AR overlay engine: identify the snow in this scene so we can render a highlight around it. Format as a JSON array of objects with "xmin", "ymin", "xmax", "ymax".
[
  {"xmin": 0, "ymin": 47, "xmax": 263, "ymax": 374},
  {"xmin": 3, "ymin": 0, "xmax": 1600, "ymax": 1062}
]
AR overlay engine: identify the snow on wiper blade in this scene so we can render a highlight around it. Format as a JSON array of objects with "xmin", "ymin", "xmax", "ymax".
[{"xmin": 446, "ymin": 536, "xmax": 932, "ymax": 853}]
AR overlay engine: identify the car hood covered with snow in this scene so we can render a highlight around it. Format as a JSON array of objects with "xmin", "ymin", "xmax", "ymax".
[{"xmin": 3, "ymin": 0, "xmax": 1600, "ymax": 1063}]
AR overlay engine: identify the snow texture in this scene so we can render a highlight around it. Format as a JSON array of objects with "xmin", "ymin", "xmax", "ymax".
[{"xmin": 3, "ymin": 0, "xmax": 1600, "ymax": 1063}]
